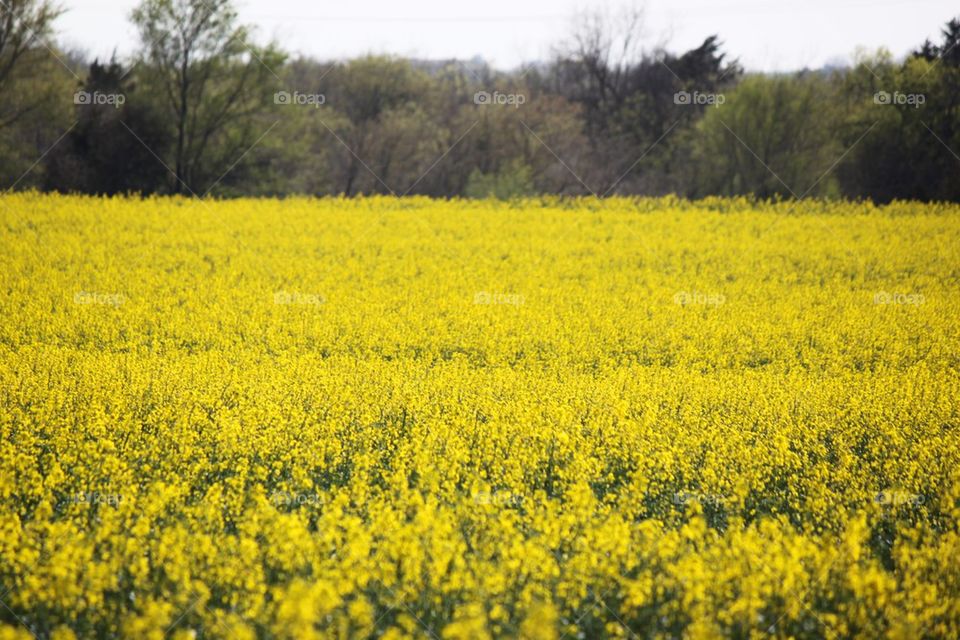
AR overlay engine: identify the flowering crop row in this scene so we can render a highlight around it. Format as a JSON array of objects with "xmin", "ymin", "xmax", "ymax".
[{"xmin": 0, "ymin": 194, "xmax": 958, "ymax": 638}]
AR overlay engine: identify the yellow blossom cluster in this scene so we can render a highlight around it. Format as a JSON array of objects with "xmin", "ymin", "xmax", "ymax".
[{"xmin": 0, "ymin": 193, "xmax": 958, "ymax": 638}]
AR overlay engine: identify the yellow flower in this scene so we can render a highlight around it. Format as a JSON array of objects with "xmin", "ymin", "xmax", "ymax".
[{"xmin": 0, "ymin": 193, "xmax": 958, "ymax": 638}]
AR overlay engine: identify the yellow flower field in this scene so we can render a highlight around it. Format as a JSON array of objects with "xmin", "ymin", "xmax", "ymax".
[{"xmin": 1, "ymin": 193, "xmax": 959, "ymax": 639}]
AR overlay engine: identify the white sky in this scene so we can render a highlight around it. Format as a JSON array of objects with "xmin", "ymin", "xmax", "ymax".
[{"xmin": 59, "ymin": 0, "xmax": 958, "ymax": 72}]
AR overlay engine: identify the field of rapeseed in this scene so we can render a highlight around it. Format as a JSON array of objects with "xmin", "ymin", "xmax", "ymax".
[{"xmin": 1, "ymin": 193, "xmax": 959, "ymax": 639}]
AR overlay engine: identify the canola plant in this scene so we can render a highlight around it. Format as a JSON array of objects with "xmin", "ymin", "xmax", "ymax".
[{"xmin": 0, "ymin": 193, "xmax": 958, "ymax": 639}]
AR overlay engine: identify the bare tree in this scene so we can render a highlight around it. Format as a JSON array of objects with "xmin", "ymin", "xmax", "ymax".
[
  {"xmin": 131, "ymin": 0, "xmax": 283, "ymax": 194},
  {"xmin": 565, "ymin": 2, "xmax": 647, "ymax": 111}
]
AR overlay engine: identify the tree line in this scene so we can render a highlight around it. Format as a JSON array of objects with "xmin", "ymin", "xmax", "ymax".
[{"xmin": 2, "ymin": 0, "xmax": 959, "ymax": 201}]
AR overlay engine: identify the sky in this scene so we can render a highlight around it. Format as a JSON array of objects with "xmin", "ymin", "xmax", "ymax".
[{"xmin": 59, "ymin": 0, "xmax": 958, "ymax": 72}]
